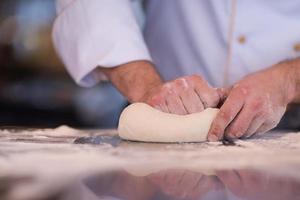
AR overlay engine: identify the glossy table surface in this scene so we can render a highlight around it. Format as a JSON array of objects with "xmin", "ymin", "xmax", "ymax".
[{"xmin": 1, "ymin": 126, "xmax": 300, "ymax": 200}]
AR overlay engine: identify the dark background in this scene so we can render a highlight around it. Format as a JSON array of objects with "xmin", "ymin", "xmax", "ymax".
[{"xmin": 0, "ymin": 0, "xmax": 126, "ymax": 129}]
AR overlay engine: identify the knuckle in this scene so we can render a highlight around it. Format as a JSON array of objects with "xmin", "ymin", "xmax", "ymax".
[
  {"xmin": 162, "ymin": 82, "xmax": 173, "ymax": 89},
  {"xmin": 235, "ymin": 85, "xmax": 250, "ymax": 96},
  {"xmin": 191, "ymin": 74, "xmax": 203, "ymax": 80},
  {"xmin": 174, "ymin": 78, "xmax": 190, "ymax": 90},
  {"xmin": 173, "ymin": 78, "xmax": 182, "ymax": 85},
  {"xmin": 186, "ymin": 74, "xmax": 204, "ymax": 83},
  {"xmin": 162, "ymin": 83, "xmax": 175, "ymax": 94}
]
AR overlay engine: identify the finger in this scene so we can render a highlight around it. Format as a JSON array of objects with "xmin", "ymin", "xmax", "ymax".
[
  {"xmin": 189, "ymin": 176, "xmax": 221, "ymax": 199},
  {"xmin": 224, "ymin": 104, "xmax": 257, "ymax": 139},
  {"xmin": 159, "ymin": 100, "xmax": 169, "ymax": 113},
  {"xmin": 237, "ymin": 170, "xmax": 268, "ymax": 195},
  {"xmin": 148, "ymin": 94, "xmax": 169, "ymax": 113},
  {"xmin": 255, "ymin": 107, "xmax": 285, "ymax": 134},
  {"xmin": 178, "ymin": 171, "xmax": 203, "ymax": 189},
  {"xmin": 180, "ymin": 90, "xmax": 205, "ymax": 113},
  {"xmin": 161, "ymin": 83, "xmax": 188, "ymax": 115},
  {"xmin": 208, "ymin": 93, "xmax": 244, "ymax": 141},
  {"xmin": 173, "ymin": 78, "xmax": 205, "ymax": 113},
  {"xmin": 216, "ymin": 170, "xmax": 245, "ymax": 197},
  {"xmin": 165, "ymin": 93, "xmax": 188, "ymax": 115},
  {"xmin": 255, "ymin": 121, "xmax": 277, "ymax": 134},
  {"xmin": 195, "ymin": 87, "xmax": 220, "ymax": 108},
  {"xmin": 163, "ymin": 170, "xmax": 185, "ymax": 195},
  {"xmin": 153, "ymin": 102, "xmax": 169, "ymax": 113},
  {"xmin": 185, "ymin": 75, "xmax": 220, "ymax": 108},
  {"xmin": 176, "ymin": 171, "xmax": 203, "ymax": 198},
  {"xmin": 243, "ymin": 115, "xmax": 265, "ymax": 138}
]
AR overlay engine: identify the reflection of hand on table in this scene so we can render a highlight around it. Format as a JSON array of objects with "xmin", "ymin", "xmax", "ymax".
[
  {"xmin": 84, "ymin": 171, "xmax": 157, "ymax": 200},
  {"xmin": 147, "ymin": 169, "xmax": 224, "ymax": 199},
  {"xmin": 217, "ymin": 169, "xmax": 300, "ymax": 200}
]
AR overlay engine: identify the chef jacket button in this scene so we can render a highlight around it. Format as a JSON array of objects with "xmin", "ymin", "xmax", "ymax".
[
  {"xmin": 294, "ymin": 43, "xmax": 300, "ymax": 52},
  {"xmin": 238, "ymin": 35, "xmax": 246, "ymax": 44}
]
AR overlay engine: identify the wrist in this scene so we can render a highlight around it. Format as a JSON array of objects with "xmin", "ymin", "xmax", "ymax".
[
  {"xmin": 290, "ymin": 58, "xmax": 300, "ymax": 102},
  {"xmin": 137, "ymin": 81, "xmax": 163, "ymax": 103},
  {"xmin": 98, "ymin": 61, "xmax": 163, "ymax": 103},
  {"xmin": 123, "ymin": 62, "xmax": 163, "ymax": 103},
  {"xmin": 277, "ymin": 58, "xmax": 300, "ymax": 103}
]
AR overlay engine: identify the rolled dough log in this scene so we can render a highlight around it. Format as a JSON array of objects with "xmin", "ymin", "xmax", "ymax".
[{"xmin": 118, "ymin": 103, "xmax": 219, "ymax": 143}]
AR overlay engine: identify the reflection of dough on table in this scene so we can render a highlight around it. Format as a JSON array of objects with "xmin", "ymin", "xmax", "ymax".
[{"xmin": 118, "ymin": 103, "xmax": 219, "ymax": 143}]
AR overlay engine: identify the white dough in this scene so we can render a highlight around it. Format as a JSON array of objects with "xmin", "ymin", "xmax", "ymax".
[{"xmin": 118, "ymin": 103, "xmax": 219, "ymax": 143}]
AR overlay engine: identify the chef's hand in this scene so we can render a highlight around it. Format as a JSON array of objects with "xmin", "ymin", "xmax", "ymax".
[
  {"xmin": 217, "ymin": 169, "xmax": 300, "ymax": 200},
  {"xmin": 99, "ymin": 61, "xmax": 223, "ymax": 114},
  {"xmin": 143, "ymin": 75, "xmax": 223, "ymax": 115},
  {"xmin": 208, "ymin": 61, "xmax": 298, "ymax": 141}
]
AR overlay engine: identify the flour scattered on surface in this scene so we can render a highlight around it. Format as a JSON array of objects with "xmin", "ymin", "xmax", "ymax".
[{"xmin": 1, "ymin": 127, "xmax": 300, "ymax": 200}]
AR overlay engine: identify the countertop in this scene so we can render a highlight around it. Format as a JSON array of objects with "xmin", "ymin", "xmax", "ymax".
[{"xmin": 1, "ymin": 126, "xmax": 300, "ymax": 200}]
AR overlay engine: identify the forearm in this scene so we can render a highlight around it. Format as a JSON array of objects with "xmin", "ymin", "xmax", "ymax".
[{"xmin": 97, "ymin": 61, "xmax": 163, "ymax": 102}]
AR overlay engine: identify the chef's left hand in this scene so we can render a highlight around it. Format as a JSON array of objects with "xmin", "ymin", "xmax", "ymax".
[{"xmin": 208, "ymin": 61, "xmax": 297, "ymax": 141}]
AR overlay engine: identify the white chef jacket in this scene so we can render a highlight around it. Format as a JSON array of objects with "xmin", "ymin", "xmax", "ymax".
[{"xmin": 52, "ymin": 0, "xmax": 300, "ymax": 88}]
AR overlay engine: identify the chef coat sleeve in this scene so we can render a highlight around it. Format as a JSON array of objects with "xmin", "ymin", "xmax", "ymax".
[{"xmin": 52, "ymin": 0, "xmax": 152, "ymax": 87}]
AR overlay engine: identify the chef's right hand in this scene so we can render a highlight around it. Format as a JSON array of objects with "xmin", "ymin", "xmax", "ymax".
[
  {"xmin": 142, "ymin": 75, "xmax": 224, "ymax": 115},
  {"xmin": 148, "ymin": 169, "xmax": 223, "ymax": 199},
  {"xmin": 216, "ymin": 169, "xmax": 300, "ymax": 200}
]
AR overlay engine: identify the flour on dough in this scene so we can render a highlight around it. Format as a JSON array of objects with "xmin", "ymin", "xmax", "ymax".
[{"xmin": 118, "ymin": 103, "xmax": 219, "ymax": 143}]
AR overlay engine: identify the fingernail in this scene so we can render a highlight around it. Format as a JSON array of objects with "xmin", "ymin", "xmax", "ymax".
[
  {"xmin": 208, "ymin": 134, "xmax": 219, "ymax": 142},
  {"xmin": 234, "ymin": 133, "xmax": 241, "ymax": 138},
  {"xmin": 232, "ymin": 131, "xmax": 242, "ymax": 138}
]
